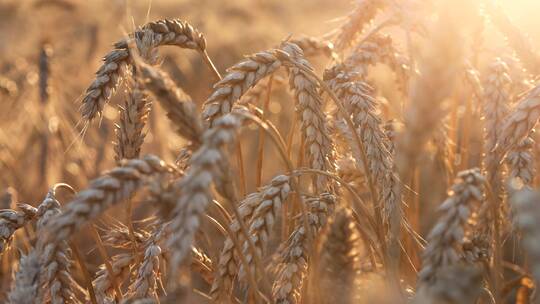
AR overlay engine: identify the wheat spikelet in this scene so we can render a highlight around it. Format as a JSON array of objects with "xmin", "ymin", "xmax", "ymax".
[
  {"xmin": 81, "ymin": 19, "xmax": 207, "ymax": 121},
  {"xmin": 333, "ymin": 0, "xmax": 386, "ymax": 52},
  {"xmin": 0, "ymin": 204, "xmax": 37, "ymax": 254},
  {"xmin": 282, "ymin": 42, "xmax": 335, "ymax": 190},
  {"xmin": 498, "ymin": 83, "xmax": 540, "ymax": 154},
  {"xmin": 383, "ymin": 119, "xmax": 401, "ymax": 156},
  {"xmin": 137, "ymin": 62, "xmax": 203, "ymax": 146},
  {"xmin": 36, "ymin": 190, "xmax": 82, "ymax": 304},
  {"xmin": 114, "ymin": 76, "xmax": 150, "ymax": 162},
  {"xmin": 8, "ymin": 251, "xmax": 41, "ymax": 304},
  {"xmin": 336, "ymin": 154, "xmax": 365, "ymax": 188},
  {"xmin": 272, "ymin": 193, "xmax": 335, "ymax": 304},
  {"xmin": 464, "ymin": 66, "xmax": 484, "ymax": 103},
  {"xmin": 417, "ymin": 169, "xmax": 485, "ymax": 285},
  {"xmin": 319, "ymin": 207, "xmax": 362, "ymax": 304}
]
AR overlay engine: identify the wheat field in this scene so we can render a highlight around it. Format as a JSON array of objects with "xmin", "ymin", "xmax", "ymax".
[{"xmin": 2, "ymin": 0, "xmax": 540, "ymax": 303}]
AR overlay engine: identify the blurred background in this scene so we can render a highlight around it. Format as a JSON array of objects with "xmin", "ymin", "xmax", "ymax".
[{"xmin": 0, "ymin": 0, "xmax": 539, "ymax": 208}]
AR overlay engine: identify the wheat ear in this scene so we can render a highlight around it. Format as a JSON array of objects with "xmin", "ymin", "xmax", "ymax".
[
  {"xmin": 136, "ymin": 62, "xmax": 203, "ymax": 146},
  {"xmin": 511, "ymin": 188, "xmax": 540, "ymax": 296},
  {"xmin": 417, "ymin": 169, "xmax": 485, "ymax": 285},
  {"xmin": 498, "ymin": 83, "xmax": 540, "ymax": 155},
  {"xmin": 36, "ymin": 190, "xmax": 83, "ymax": 304},
  {"xmin": 272, "ymin": 193, "xmax": 335, "ymax": 304},
  {"xmin": 0, "ymin": 204, "xmax": 37, "ymax": 254},
  {"xmin": 282, "ymin": 42, "xmax": 335, "ymax": 190},
  {"xmin": 81, "ymin": 19, "xmax": 208, "ymax": 121},
  {"xmin": 318, "ymin": 207, "xmax": 362, "ymax": 304},
  {"xmin": 325, "ymin": 68, "xmax": 401, "ymax": 276},
  {"xmin": 333, "ymin": 0, "xmax": 386, "ymax": 52},
  {"xmin": 8, "ymin": 251, "xmax": 41, "ymax": 304},
  {"xmin": 165, "ymin": 114, "xmax": 244, "ymax": 285},
  {"xmin": 114, "ymin": 76, "xmax": 150, "ymax": 162}
]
